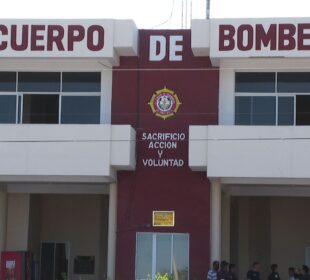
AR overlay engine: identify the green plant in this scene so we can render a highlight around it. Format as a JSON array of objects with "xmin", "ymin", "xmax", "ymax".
[
  {"xmin": 146, "ymin": 272, "xmax": 173, "ymax": 280},
  {"xmin": 155, "ymin": 273, "xmax": 171, "ymax": 280},
  {"xmin": 60, "ymin": 272, "xmax": 67, "ymax": 280}
]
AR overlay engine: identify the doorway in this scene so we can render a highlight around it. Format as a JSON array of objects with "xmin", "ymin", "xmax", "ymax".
[{"xmin": 40, "ymin": 242, "xmax": 69, "ymax": 280}]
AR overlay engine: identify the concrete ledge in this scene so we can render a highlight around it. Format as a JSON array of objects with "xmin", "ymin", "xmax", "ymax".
[
  {"xmin": 189, "ymin": 125, "xmax": 310, "ymax": 183},
  {"xmin": 188, "ymin": 126, "xmax": 208, "ymax": 171},
  {"xmin": 0, "ymin": 124, "xmax": 136, "ymax": 182}
]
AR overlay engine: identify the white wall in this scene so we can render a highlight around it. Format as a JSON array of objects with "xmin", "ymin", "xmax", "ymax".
[
  {"xmin": 189, "ymin": 125, "xmax": 310, "ymax": 184},
  {"xmin": 0, "ymin": 124, "xmax": 136, "ymax": 183},
  {"xmin": 219, "ymin": 66, "xmax": 234, "ymax": 125}
]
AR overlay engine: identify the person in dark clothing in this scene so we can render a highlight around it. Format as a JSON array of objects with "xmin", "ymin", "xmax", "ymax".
[
  {"xmin": 268, "ymin": 264, "xmax": 280, "ymax": 280},
  {"xmin": 247, "ymin": 262, "xmax": 260, "ymax": 280},
  {"xmin": 295, "ymin": 268, "xmax": 303, "ymax": 280},
  {"xmin": 227, "ymin": 264, "xmax": 238, "ymax": 280},
  {"xmin": 301, "ymin": 265, "xmax": 310, "ymax": 280},
  {"xmin": 218, "ymin": 261, "xmax": 229, "ymax": 280},
  {"xmin": 288, "ymin": 267, "xmax": 299, "ymax": 280}
]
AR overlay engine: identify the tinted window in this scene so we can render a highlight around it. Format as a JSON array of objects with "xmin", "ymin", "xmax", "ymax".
[
  {"xmin": 0, "ymin": 95, "xmax": 16, "ymax": 123},
  {"xmin": 0, "ymin": 72, "xmax": 16, "ymax": 92},
  {"xmin": 278, "ymin": 97, "xmax": 294, "ymax": 125},
  {"xmin": 23, "ymin": 94, "xmax": 59, "ymax": 124},
  {"xmin": 296, "ymin": 95, "xmax": 310, "ymax": 125},
  {"xmin": 61, "ymin": 96, "xmax": 100, "ymax": 124},
  {"xmin": 235, "ymin": 72, "xmax": 276, "ymax": 93},
  {"xmin": 18, "ymin": 72, "xmax": 61, "ymax": 92},
  {"xmin": 62, "ymin": 72, "xmax": 101, "ymax": 92},
  {"xmin": 252, "ymin": 96, "xmax": 276, "ymax": 125},
  {"xmin": 278, "ymin": 72, "xmax": 310, "ymax": 93},
  {"xmin": 235, "ymin": 96, "xmax": 276, "ymax": 125},
  {"xmin": 235, "ymin": 96, "xmax": 251, "ymax": 125}
]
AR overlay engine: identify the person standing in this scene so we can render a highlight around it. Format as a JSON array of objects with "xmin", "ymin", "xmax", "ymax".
[
  {"xmin": 301, "ymin": 265, "xmax": 310, "ymax": 280},
  {"xmin": 247, "ymin": 262, "xmax": 260, "ymax": 280},
  {"xmin": 227, "ymin": 264, "xmax": 238, "ymax": 280},
  {"xmin": 268, "ymin": 264, "xmax": 281, "ymax": 280},
  {"xmin": 208, "ymin": 261, "xmax": 220, "ymax": 280},
  {"xmin": 218, "ymin": 261, "xmax": 229, "ymax": 280},
  {"xmin": 288, "ymin": 267, "xmax": 297, "ymax": 280}
]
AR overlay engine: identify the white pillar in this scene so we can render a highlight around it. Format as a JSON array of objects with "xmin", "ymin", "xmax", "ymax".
[
  {"xmin": 221, "ymin": 193, "xmax": 230, "ymax": 261},
  {"xmin": 210, "ymin": 180, "xmax": 221, "ymax": 262},
  {"xmin": 0, "ymin": 192, "xmax": 7, "ymax": 252},
  {"xmin": 107, "ymin": 183, "xmax": 117, "ymax": 279},
  {"xmin": 6, "ymin": 194, "xmax": 30, "ymax": 251}
]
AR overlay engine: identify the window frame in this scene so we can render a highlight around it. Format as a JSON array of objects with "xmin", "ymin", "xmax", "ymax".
[
  {"xmin": 0, "ymin": 71, "xmax": 101, "ymax": 124},
  {"xmin": 234, "ymin": 71, "xmax": 300, "ymax": 126},
  {"xmin": 135, "ymin": 232, "xmax": 190, "ymax": 280}
]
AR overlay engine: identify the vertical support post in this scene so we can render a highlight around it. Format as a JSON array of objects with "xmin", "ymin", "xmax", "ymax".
[
  {"xmin": 107, "ymin": 183, "xmax": 117, "ymax": 279},
  {"xmin": 0, "ymin": 191, "xmax": 7, "ymax": 252},
  {"xmin": 221, "ymin": 192, "xmax": 231, "ymax": 261},
  {"xmin": 210, "ymin": 180, "xmax": 221, "ymax": 262},
  {"xmin": 6, "ymin": 193, "xmax": 30, "ymax": 251}
]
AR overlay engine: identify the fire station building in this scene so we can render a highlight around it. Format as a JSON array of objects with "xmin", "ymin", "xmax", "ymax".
[{"xmin": 0, "ymin": 17, "xmax": 310, "ymax": 280}]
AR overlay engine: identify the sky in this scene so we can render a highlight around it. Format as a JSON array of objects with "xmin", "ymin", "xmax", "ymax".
[{"xmin": 0, "ymin": 0, "xmax": 310, "ymax": 29}]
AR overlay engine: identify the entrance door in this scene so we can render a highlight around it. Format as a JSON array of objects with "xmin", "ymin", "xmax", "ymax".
[
  {"xmin": 135, "ymin": 233, "xmax": 189, "ymax": 280},
  {"xmin": 40, "ymin": 242, "xmax": 69, "ymax": 280}
]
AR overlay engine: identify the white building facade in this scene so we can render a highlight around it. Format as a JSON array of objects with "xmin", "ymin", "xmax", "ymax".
[
  {"xmin": 0, "ymin": 19, "xmax": 137, "ymax": 280},
  {"xmin": 2, "ymin": 16, "xmax": 310, "ymax": 280},
  {"xmin": 190, "ymin": 18, "xmax": 310, "ymax": 279}
]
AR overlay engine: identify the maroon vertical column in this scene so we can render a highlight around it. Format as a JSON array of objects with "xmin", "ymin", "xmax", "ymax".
[{"xmin": 112, "ymin": 30, "xmax": 219, "ymax": 280}]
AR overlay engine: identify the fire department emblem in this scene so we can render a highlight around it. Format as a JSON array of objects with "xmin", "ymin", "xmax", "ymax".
[{"xmin": 148, "ymin": 87, "xmax": 181, "ymax": 120}]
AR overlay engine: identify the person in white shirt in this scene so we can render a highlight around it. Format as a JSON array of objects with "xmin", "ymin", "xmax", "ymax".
[{"xmin": 207, "ymin": 261, "xmax": 220, "ymax": 280}]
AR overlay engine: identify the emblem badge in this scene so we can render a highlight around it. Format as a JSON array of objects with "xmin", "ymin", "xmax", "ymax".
[{"xmin": 148, "ymin": 87, "xmax": 181, "ymax": 120}]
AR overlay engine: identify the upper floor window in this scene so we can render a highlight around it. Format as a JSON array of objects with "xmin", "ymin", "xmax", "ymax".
[
  {"xmin": 18, "ymin": 72, "xmax": 61, "ymax": 92},
  {"xmin": 0, "ymin": 72, "xmax": 16, "ymax": 92},
  {"xmin": 62, "ymin": 72, "xmax": 101, "ymax": 92},
  {"xmin": 235, "ymin": 72, "xmax": 276, "ymax": 93},
  {"xmin": 0, "ymin": 71, "xmax": 101, "ymax": 124},
  {"xmin": 277, "ymin": 72, "xmax": 310, "ymax": 93},
  {"xmin": 235, "ymin": 72, "xmax": 310, "ymax": 126}
]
